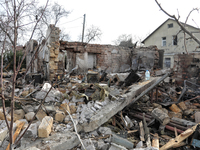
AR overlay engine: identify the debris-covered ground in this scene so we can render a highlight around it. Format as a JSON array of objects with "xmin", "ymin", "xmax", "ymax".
[{"xmin": 0, "ymin": 68, "xmax": 200, "ymax": 150}]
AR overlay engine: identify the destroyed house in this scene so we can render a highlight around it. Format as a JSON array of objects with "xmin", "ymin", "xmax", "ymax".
[
  {"xmin": 2, "ymin": 24, "xmax": 200, "ymax": 150},
  {"xmin": 59, "ymin": 42, "xmax": 162, "ymax": 73},
  {"xmin": 59, "ymin": 41, "xmax": 132, "ymax": 73},
  {"xmin": 26, "ymin": 25, "xmax": 163, "ymax": 81},
  {"xmin": 142, "ymin": 18, "xmax": 200, "ymax": 69}
]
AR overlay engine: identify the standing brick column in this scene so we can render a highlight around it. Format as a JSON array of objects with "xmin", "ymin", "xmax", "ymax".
[{"xmin": 46, "ymin": 24, "xmax": 62, "ymax": 80}]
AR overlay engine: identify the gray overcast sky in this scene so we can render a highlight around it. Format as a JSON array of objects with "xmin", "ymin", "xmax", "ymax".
[{"xmin": 52, "ymin": 0, "xmax": 200, "ymax": 45}]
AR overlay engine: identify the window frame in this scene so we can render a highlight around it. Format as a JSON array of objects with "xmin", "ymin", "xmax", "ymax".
[
  {"xmin": 168, "ymin": 23, "xmax": 173, "ymax": 28},
  {"xmin": 172, "ymin": 35, "xmax": 177, "ymax": 45},
  {"xmin": 162, "ymin": 37, "xmax": 166, "ymax": 46},
  {"xmin": 165, "ymin": 57, "xmax": 171, "ymax": 68}
]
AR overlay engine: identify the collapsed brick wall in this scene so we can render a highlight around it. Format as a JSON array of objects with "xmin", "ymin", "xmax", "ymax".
[
  {"xmin": 173, "ymin": 53, "xmax": 200, "ymax": 86},
  {"xmin": 60, "ymin": 41, "xmax": 132, "ymax": 73},
  {"xmin": 97, "ymin": 45, "xmax": 131, "ymax": 72},
  {"xmin": 27, "ymin": 25, "xmax": 161, "ymax": 80},
  {"xmin": 60, "ymin": 42, "xmax": 161, "ymax": 73}
]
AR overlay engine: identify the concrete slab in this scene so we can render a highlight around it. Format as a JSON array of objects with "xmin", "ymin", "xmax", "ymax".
[
  {"xmin": 44, "ymin": 131, "xmax": 80, "ymax": 150},
  {"xmin": 77, "ymin": 77, "xmax": 160, "ymax": 132},
  {"xmin": 16, "ymin": 131, "xmax": 80, "ymax": 150}
]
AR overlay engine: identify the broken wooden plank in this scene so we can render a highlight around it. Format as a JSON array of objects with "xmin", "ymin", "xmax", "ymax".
[
  {"xmin": 195, "ymin": 112, "xmax": 200, "ymax": 123},
  {"xmin": 120, "ymin": 111, "xmax": 130, "ymax": 131},
  {"xmin": 143, "ymin": 113, "xmax": 151, "ymax": 147},
  {"xmin": 127, "ymin": 130, "xmax": 138, "ymax": 134},
  {"xmin": 152, "ymin": 133, "xmax": 159, "ymax": 149},
  {"xmin": 139, "ymin": 121, "xmax": 145, "ymax": 141},
  {"xmin": 160, "ymin": 123, "xmax": 200, "ymax": 150},
  {"xmin": 6, "ymin": 121, "xmax": 25, "ymax": 150},
  {"xmin": 174, "ymin": 127, "xmax": 178, "ymax": 137}
]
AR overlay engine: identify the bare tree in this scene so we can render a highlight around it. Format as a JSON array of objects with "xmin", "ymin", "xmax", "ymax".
[
  {"xmin": 84, "ymin": 25, "xmax": 102, "ymax": 43},
  {"xmin": 52, "ymin": 2, "xmax": 70, "ymax": 26},
  {"xmin": 35, "ymin": 2, "xmax": 70, "ymax": 42},
  {"xmin": 132, "ymin": 35, "xmax": 145, "ymax": 47},
  {"xmin": 113, "ymin": 34, "xmax": 138, "ymax": 48},
  {"xmin": 155, "ymin": 0, "xmax": 200, "ymax": 53},
  {"xmin": 0, "ymin": 0, "xmax": 49, "ymax": 149},
  {"xmin": 60, "ymin": 28, "xmax": 71, "ymax": 41},
  {"xmin": 113, "ymin": 34, "xmax": 132, "ymax": 46}
]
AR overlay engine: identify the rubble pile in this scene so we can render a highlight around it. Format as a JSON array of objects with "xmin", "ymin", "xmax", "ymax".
[{"xmin": 0, "ymin": 68, "xmax": 200, "ymax": 150}]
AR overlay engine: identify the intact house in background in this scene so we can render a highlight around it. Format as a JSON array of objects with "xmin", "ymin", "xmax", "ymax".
[{"xmin": 142, "ymin": 18, "xmax": 200, "ymax": 69}]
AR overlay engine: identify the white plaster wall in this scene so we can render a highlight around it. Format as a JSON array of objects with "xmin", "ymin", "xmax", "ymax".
[
  {"xmin": 26, "ymin": 40, "xmax": 38, "ymax": 73},
  {"xmin": 76, "ymin": 52, "xmax": 88, "ymax": 72},
  {"xmin": 144, "ymin": 19, "xmax": 200, "ymax": 54},
  {"xmin": 88, "ymin": 53, "xmax": 96, "ymax": 69},
  {"xmin": 143, "ymin": 19, "xmax": 200, "ymax": 68}
]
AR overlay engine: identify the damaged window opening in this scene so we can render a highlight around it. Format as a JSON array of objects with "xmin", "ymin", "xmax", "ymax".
[
  {"xmin": 168, "ymin": 23, "xmax": 173, "ymax": 28},
  {"xmin": 162, "ymin": 37, "xmax": 166, "ymax": 46},
  {"xmin": 173, "ymin": 35, "xmax": 177, "ymax": 45},
  {"xmin": 165, "ymin": 57, "xmax": 171, "ymax": 68},
  {"xmin": 88, "ymin": 53, "xmax": 97, "ymax": 69}
]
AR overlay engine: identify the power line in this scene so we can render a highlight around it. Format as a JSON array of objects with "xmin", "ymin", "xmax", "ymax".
[
  {"xmin": 67, "ymin": 26, "xmax": 82, "ymax": 29},
  {"xmin": 59, "ymin": 16, "xmax": 83, "ymax": 26}
]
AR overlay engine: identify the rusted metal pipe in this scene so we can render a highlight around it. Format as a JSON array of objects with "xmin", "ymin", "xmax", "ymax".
[
  {"xmin": 130, "ymin": 111, "xmax": 188, "ymax": 130},
  {"xmin": 156, "ymin": 88, "xmax": 158, "ymax": 101},
  {"xmin": 165, "ymin": 125, "xmax": 184, "ymax": 134},
  {"xmin": 168, "ymin": 122, "xmax": 188, "ymax": 131},
  {"xmin": 129, "ymin": 111, "xmax": 188, "ymax": 132},
  {"xmin": 129, "ymin": 112, "xmax": 151, "ymax": 122},
  {"xmin": 151, "ymin": 90, "xmax": 154, "ymax": 103}
]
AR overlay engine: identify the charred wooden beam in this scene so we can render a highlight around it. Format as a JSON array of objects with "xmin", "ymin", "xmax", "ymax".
[
  {"xmin": 129, "ymin": 111, "xmax": 188, "ymax": 132},
  {"xmin": 171, "ymin": 117, "xmax": 196, "ymax": 127},
  {"xmin": 127, "ymin": 72, "xmax": 170, "ymax": 108},
  {"xmin": 124, "ymin": 70, "xmax": 140, "ymax": 87}
]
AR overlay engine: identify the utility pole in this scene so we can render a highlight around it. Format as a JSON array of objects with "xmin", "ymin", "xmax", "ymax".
[{"xmin": 82, "ymin": 14, "xmax": 86, "ymax": 43}]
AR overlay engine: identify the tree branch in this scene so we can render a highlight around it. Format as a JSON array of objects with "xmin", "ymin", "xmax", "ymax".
[
  {"xmin": 185, "ymin": 8, "xmax": 199, "ymax": 25},
  {"xmin": 16, "ymin": 0, "xmax": 49, "ymax": 75},
  {"xmin": 155, "ymin": 0, "xmax": 200, "ymax": 48},
  {"xmin": 0, "ymin": 28, "xmax": 10, "ymax": 131}
]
